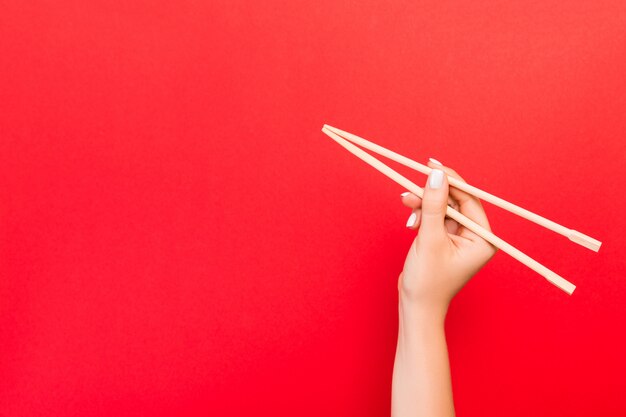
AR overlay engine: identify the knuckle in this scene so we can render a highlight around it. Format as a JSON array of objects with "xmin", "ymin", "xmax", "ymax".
[{"xmin": 421, "ymin": 203, "xmax": 446, "ymax": 217}]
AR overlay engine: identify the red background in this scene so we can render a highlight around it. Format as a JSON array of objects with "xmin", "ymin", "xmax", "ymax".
[{"xmin": 1, "ymin": 1, "xmax": 625, "ymax": 416}]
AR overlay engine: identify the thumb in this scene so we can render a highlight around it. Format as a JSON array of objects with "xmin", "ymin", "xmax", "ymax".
[{"xmin": 418, "ymin": 168, "xmax": 449, "ymax": 242}]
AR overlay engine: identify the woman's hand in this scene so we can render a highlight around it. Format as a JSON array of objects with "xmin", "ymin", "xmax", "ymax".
[
  {"xmin": 391, "ymin": 160, "xmax": 497, "ymax": 417},
  {"xmin": 398, "ymin": 159, "xmax": 497, "ymax": 314}
]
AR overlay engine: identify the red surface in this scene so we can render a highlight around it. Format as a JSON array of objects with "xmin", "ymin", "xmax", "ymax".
[{"xmin": 1, "ymin": 1, "xmax": 625, "ymax": 416}]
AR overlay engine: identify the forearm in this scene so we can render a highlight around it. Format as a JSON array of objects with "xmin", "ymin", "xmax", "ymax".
[{"xmin": 391, "ymin": 294, "xmax": 455, "ymax": 417}]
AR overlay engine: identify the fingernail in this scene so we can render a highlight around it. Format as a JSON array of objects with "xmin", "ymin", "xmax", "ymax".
[
  {"xmin": 429, "ymin": 169, "xmax": 444, "ymax": 189},
  {"xmin": 429, "ymin": 157, "xmax": 443, "ymax": 166},
  {"xmin": 406, "ymin": 212, "xmax": 417, "ymax": 228},
  {"xmin": 400, "ymin": 192, "xmax": 410, "ymax": 197}
]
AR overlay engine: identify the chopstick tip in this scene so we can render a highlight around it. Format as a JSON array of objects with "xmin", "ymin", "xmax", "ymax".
[{"xmin": 568, "ymin": 230, "xmax": 602, "ymax": 252}]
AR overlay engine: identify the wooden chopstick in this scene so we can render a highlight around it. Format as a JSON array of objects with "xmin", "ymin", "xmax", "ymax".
[
  {"xmin": 322, "ymin": 126, "xmax": 576, "ymax": 295},
  {"xmin": 324, "ymin": 124, "xmax": 602, "ymax": 252}
]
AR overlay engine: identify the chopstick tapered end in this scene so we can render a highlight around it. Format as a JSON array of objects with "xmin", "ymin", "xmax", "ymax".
[
  {"xmin": 323, "ymin": 124, "xmax": 345, "ymax": 137},
  {"xmin": 321, "ymin": 126, "xmax": 343, "ymax": 145},
  {"xmin": 568, "ymin": 230, "xmax": 602, "ymax": 252},
  {"xmin": 322, "ymin": 125, "xmax": 337, "ymax": 137}
]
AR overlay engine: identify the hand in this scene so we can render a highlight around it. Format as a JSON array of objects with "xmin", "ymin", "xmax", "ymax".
[{"xmin": 398, "ymin": 160, "xmax": 497, "ymax": 313}]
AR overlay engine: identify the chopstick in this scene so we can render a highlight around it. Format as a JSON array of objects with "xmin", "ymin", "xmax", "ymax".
[
  {"xmin": 322, "ymin": 126, "xmax": 577, "ymax": 295},
  {"xmin": 324, "ymin": 124, "xmax": 602, "ymax": 252}
]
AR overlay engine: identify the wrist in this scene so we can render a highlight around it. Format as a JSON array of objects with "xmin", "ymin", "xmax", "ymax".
[{"xmin": 399, "ymin": 290, "xmax": 449, "ymax": 323}]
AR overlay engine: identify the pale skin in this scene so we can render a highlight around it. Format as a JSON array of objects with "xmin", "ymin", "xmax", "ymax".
[{"xmin": 391, "ymin": 160, "xmax": 497, "ymax": 417}]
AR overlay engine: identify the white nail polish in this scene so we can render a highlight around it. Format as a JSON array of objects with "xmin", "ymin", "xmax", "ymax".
[
  {"xmin": 400, "ymin": 192, "xmax": 410, "ymax": 197},
  {"xmin": 429, "ymin": 169, "xmax": 444, "ymax": 189},
  {"xmin": 406, "ymin": 212, "xmax": 417, "ymax": 228},
  {"xmin": 429, "ymin": 158, "xmax": 443, "ymax": 166}
]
